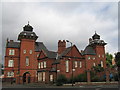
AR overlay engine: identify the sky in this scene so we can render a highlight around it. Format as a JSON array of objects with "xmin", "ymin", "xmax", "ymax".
[{"xmin": 1, "ymin": 1, "xmax": 118, "ymax": 64}]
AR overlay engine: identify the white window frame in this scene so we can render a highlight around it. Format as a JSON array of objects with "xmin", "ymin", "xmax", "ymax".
[
  {"xmin": 30, "ymin": 50, "xmax": 32, "ymax": 54},
  {"xmin": 75, "ymin": 61, "xmax": 77, "ymax": 68},
  {"xmin": 9, "ymin": 49, "xmax": 15, "ymax": 55},
  {"xmin": 43, "ymin": 61, "xmax": 46, "ymax": 68},
  {"xmin": 80, "ymin": 61, "xmax": 82, "ymax": 68},
  {"xmin": 7, "ymin": 72, "xmax": 14, "ymax": 77},
  {"xmin": 26, "ymin": 57, "xmax": 29, "ymax": 66},
  {"xmin": 38, "ymin": 62, "xmax": 41, "ymax": 69},
  {"xmin": 41, "ymin": 62, "xmax": 43, "ymax": 68},
  {"xmin": 8, "ymin": 60, "xmax": 14, "ymax": 67},
  {"xmin": 50, "ymin": 74, "xmax": 53, "ymax": 81},
  {"xmin": 43, "ymin": 72, "xmax": 45, "ymax": 81},
  {"xmin": 66, "ymin": 60, "xmax": 69, "ymax": 72},
  {"xmin": 23, "ymin": 50, "xmax": 26, "ymax": 54}
]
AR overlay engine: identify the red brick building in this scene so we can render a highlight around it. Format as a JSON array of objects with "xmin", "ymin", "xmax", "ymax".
[{"xmin": 4, "ymin": 23, "xmax": 107, "ymax": 84}]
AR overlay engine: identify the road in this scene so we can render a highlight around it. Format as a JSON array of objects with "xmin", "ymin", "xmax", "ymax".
[{"xmin": 1, "ymin": 82, "xmax": 119, "ymax": 90}]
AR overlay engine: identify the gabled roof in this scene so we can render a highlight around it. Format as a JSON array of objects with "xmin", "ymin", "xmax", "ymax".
[
  {"xmin": 53, "ymin": 45, "xmax": 84, "ymax": 65},
  {"xmin": 7, "ymin": 42, "xmax": 20, "ymax": 48},
  {"xmin": 82, "ymin": 45, "xmax": 96, "ymax": 55}
]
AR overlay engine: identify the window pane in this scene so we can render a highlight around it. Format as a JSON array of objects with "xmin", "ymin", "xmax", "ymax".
[
  {"xmin": 9, "ymin": 49, "xmax": 15, "ymax": 55},
  {"xmin": 8, "ymin": 60, "xmax": 14, "ymax": 67},
  {"xmin": 43, "ymin": 72, "xmax": 45, "ymax": 81},
  {"xmin": 38, "ymin": 63, "xmax": 41, "ymax": 69},
  {"xmin": 44, "ymin": 61, "xmax": 46, "ymax": 68},
  {"xmin": 93, "ymin": 63, "xmax": 96, "ymax": 66},
  {"xmin": 50, "ymin": 75, "xmax": 53, "ymax": 81},
  {"xmin": 101, "ymin": 61, "xmax": 103, "ymax": 67},
  {"xmin": 30, "ymin": 50, "xmax": 32, "ymax": 54},
  {"xmin": 7, "ymin": 72, "xmax": 14, "ymax": 77},
  {"xmin": 66, "ymin": 60, "xmax": 69, "ymax": 72},
  {"xmin": 41, "ymin": 62, "xmax": 43, "ymax": 68},
  {"xmin": 23, "ymin": 50, "xmax": 26, "ymax": 54},
  {"xmin": 26, "ymin": 57, "xmax": 29, "ymax": 66}
]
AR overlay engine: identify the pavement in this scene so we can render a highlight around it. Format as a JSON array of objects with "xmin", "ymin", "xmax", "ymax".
[{"xmin": 1, "ymin": 82, "xmax": 120, "ymax": 90}]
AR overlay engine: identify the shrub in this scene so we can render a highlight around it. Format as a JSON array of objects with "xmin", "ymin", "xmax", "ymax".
[
  {"xmin": 56, "ymin": 74, "xmax": 67, "ymax": 86},
  {"xmin": 114, "ymin": 73, "xmax": 118, "ymax": 81},
  {"xmin": 90, "ymin": 71, "xmax": 105, "ymax": 82},
  {"xmin": 76, "ymin": 73, "xmax": 87, "ymax": 82}
]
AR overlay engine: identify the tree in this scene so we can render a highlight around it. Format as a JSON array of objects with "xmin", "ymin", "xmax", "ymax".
[
  {"xmin": 106, "ymin": 52, "xmax": 113, "ymax": 67},
  {"xmin": 115, "ymin": 52, "xmax": 120, "ymax": 89}
]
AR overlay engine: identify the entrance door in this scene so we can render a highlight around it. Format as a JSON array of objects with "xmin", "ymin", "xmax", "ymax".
[{"xmin": 23, "ymin": 72, "xmax": 30, "ymax": 83}]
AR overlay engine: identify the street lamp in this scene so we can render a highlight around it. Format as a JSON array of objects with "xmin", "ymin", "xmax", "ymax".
[{"xmin": 66, "ymin": 40, "xmax": 74, "ymax": 86}]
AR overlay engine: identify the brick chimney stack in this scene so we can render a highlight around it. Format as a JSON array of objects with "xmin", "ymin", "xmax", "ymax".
[{"xmin": 58, "ymin": 40, "xmax": 66, "ymax": 54}]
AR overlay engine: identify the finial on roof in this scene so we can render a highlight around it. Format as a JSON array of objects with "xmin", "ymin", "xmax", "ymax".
[
  {"xmin": 28, "ymin": 21, "xmax": 29, "ymax": 25},
  {"xmin": 95, "ymin": 31, "xmax": 96, "ymax": 34}
]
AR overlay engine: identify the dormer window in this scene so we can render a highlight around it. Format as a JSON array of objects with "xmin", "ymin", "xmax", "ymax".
[
  {"xmin": 31, "ymin": 34, "xmax": 34, "ymax": 36},
  {"xmin": 24, "ymin": 33, "xmax": 26, "ymax": 35}
]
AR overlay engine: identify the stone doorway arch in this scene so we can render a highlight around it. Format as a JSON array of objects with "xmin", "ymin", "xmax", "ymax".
[{"xmin": 23, "ymin": 72, "xmax": 31, "ymax": 83}]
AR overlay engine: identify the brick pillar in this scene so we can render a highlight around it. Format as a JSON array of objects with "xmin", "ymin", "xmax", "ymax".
[
  {"xmin": 106, "ymin": 68, "xmax": 109, "ymax": 82},
  {"xmin": 19, "ymin": 76, "xmax": 23, "ymax": 84},
  {"xmin": 87, "ymin": 70, "xmax": 91, "ymax": 83},
  {"xmin": 16, "ymin": 75, "xmax": 20, "ymax": 84}
]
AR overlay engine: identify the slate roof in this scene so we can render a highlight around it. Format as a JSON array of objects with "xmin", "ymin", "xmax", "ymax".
[
  {"xmin": 7, "ymin": 42, "xmax": 20, "ymax": 48},
  {"xmin": 59, "ymin": 47, "xmax": 71, "ymax": 58},
  {"xmin": 35, "ymin": 42, "xmax": 57, "ymax": 59},
  {"xmin": 35, "ymin": 42, "xmax": 48, "ymax": 52},
  {"xmin": 82, "ymin": 45, "xmax": 96, "ymax": 55}
]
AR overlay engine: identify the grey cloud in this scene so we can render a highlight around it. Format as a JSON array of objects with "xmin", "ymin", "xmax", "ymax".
[{"xmin": 2, "ymin": 2, "xmax": 118, "ymax": 64}]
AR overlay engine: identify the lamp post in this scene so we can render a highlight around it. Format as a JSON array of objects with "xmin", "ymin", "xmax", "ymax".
[{"xmin": 66, "ymin": 40, "xmax": 74, "ymax": 86}]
